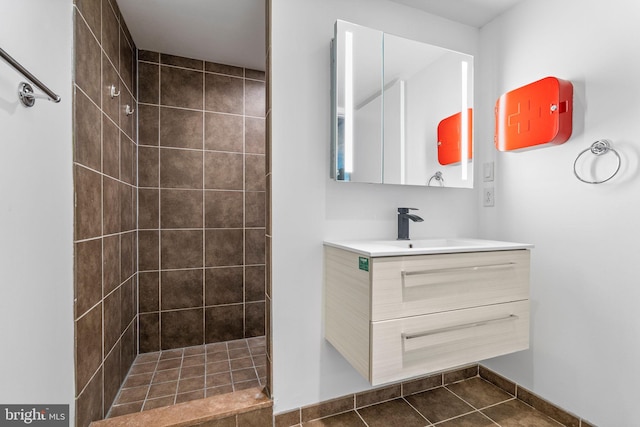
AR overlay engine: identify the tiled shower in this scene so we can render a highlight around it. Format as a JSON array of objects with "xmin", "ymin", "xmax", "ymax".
[
  {"xmin": 136, "ymin": 51, "xmax": 266, "ymax": 352},
  {"xmin": 72, "ymin": 0, "xmax": 268, "ymax": 425}
]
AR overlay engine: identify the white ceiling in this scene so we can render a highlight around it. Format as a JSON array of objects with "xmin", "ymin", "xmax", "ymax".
[
  {"xmin": 116, "ymin": 0, "xmax": 266, "ymax": 71},
  {"xmin": 116, "ymin": 0, "xmax": 524, "ymax": 72},
  {"xmin": 388, "ymin": 0, "xmax": 525, "ymax": 28}
]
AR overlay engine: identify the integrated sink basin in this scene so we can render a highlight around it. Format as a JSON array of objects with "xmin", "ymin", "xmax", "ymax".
[{"xmin": 323, "ymin": 238, "xmax": 533, "ymax": 257}]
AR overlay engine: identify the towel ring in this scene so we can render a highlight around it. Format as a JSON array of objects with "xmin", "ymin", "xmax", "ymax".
[
  {"xmin": 428, "ymin": 171, "xmax": 445, "ymax": 187},
  {"xmin": 573, "ymin": 139, "xmax": 621, "ymax": 184}
]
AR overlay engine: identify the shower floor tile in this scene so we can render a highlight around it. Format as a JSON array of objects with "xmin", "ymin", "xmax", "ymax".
[{"xmin": 108, "ymin": 336, "xmax": 266, "ymax": 418}]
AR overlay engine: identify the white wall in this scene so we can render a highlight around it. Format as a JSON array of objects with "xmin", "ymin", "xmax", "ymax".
[
  {"xmin": 0, "ymin": 0, "xmax": 75, "ymax": 423},
  {"xmin": 477, "ymin": 0, "xmax": 640, "ymax": 425},
  {"xmin": 271, "ymin": 0, "xmax": 479, "ymax": 412}
]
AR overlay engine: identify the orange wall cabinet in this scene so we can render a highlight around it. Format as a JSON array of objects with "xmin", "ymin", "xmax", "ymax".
[
  {"xmin": 437, "ymin": 108, "xmax": 473, "ymax": 165},
  {"xmin": 494, "ymin": 77, "xmax": 573, "ymax": 151}
]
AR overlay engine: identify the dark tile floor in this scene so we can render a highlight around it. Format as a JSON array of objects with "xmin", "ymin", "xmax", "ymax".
[
  {"xmin": 302, "ymin": 377, "xmax": 565, "ymax": 426},
  {"xmin": 107, "ymin": 336, "xmax": 266, "ymax": 418}
]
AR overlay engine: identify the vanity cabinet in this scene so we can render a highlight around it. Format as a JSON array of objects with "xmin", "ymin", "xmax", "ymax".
[{"xmin": 324, "ymin": 246, "xmax": 530, "ymax": 385}]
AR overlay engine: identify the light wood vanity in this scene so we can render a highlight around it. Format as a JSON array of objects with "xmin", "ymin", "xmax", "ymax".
[{"xmin": 324, "ymin": 239, "xmax": 532, "ymax": 385}]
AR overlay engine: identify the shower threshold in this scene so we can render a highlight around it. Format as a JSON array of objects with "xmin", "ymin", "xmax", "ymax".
[{"xmin": 107, "ymin": 336, "xmax": 267, "ymax": 418}]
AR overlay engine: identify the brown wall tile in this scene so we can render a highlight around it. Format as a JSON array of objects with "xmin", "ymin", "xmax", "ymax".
[
  {"xmin": 205, "ymin": 305, "xmax": 244, "ymax": 342},
  {"xmin": 205, "ymin": 267, "xmax": 243, "ymax": 305},
  {"xmin": 161, "ymin": 54, "xmax": 203, "ymax": 70},
  {"xmin": 120, "ymin": 277, "xmax": 136, "ymax": 332},
  {"xmin": 245, "ymin": 266, "xmax": 265, "ymax": 302},
  {"xmin": 139, "ymin": 104, "xmax": 159, "ymax": 146},
  {"xmin": 135, "ymin": 51, "xmax": 268, "ymax": 356},
  {"xmin": 103, "ymin": 176, "xmax": 121, "ymax": 235},
  {"xmin": 120, "ymin": 232, "xmax": 136, "ymax": 282},
  {"xmin": 204, "ymin": 152, "xmax": 243, "ymax": 190},
  {"xmin": 76, "ymin": 0, "xmax": 101, "ymax": 41},
  {"xmin": 104, "ymin": 342, "xmax": 122, "ymax": 409},
  {"xmin": 160, "ymin": 148, "xmax": 203, "ymax": 189},
  {"xmin": 103, "ymin": 235, "xmax": 120, "ymax": 295},
  {"xmin": 139, "ymin": 313, "xmax": 160, "ymax": 353},
  {"xmin": 245, "ymin": 79, "xmax": 266, "ymax": 118},
  {"xmin": 120, "ymin": 136, "xmax": 135, "ymax": 184},
  {"xmin": 245, "ymin": 302, "xmax": 265, "ymax": 337},
  {"xmin": 121, "ymin": 323, "xmax": 137, "ymax": 382},
  {"xmin": 245, "ymin": 229, "xmax": 265, "ymax": 265},
  {"xmin": 204, "ymin": 191, "xmax": 243, "ymax": 228},
  {"xmin": 138, "ymin": 189, "xmax": 159, "ymax": 229},
  {"xmin": 245, "ymin": 155, "xmax": 266, "ymax": 191},
  {"xmin": 75, "ymin": 166, "xmax": 102, "ymax": 240},
  {"xmin": 205, "ymin": 74, "xmax": 244, "ymax": 114},
  {"xmin": 161, "ymin": 189, "xmax": 204, "ymax": 228},
  {"xmin": 402, "ymin": 373, "xmax": 442, "ymax": 396},
  {"xmin": 444, "ymin": 365, "xmax": 478, "ymax": 384},
  {"xmin": 517, "ymin": 387, "xmax": 580, "ymax": 427},
  {"xmin": 75, "ymin": 239, "xmax": 102, "ymax": 317},
  {"xmin": 161, "ymin": 309, "xmax": 204, "ymax": 349},
  {"xmin": 76, "ymin": 366, "xmax": 104, "ymax": 427},
  {"xmin": 102, "ymin": 115, "xmax": 119, "ymax": 179},
  {"xmin": 75, "ymin": 90, "xmax": 101, "ymax": 171},
  {"xmin": 75, "ymin": 14, "xmax": 101, "ymax": 104},
  {"xmin": 301, "ymin": 395, "xmax": 354, "ymax": 422},
  {"xmin": 120, "ymin": 29, "xmax": 134, "ymax": 94},
  {"xmin": 161, "ymin": 66, "xmax": 203, "ymax": 109},
  {"xmin": 101, "ymin": 0, "xmax": 119, "ymax": 67},
  {"xmin": 138, "ymin": 230, "xmax": 159, "ymax": 271},
  {"xmin": 161, "ymin": 269, "xmax": 204, "ymax": 310},
  {"xmin": 246, "ymin": 69, "xmax": 266, "ymax": 81},
  {"xmin": 161, "ymin": 230, "xmax": 203, "ymax": 269},
  {"xmin": 245, "ymin": 117, "xmax": 265, "ymax": 154},
  {"xmin": 139, "ymin": 272, "xmax": 159, "ymax": 313},
  {"xmin": 356, "ymin": 384, "xmax": 402, "ymax": 408},
  {"xmin": 479, "ymin": 366, "xmax": 516, "ymax": 396},
  {"xmin": 74, "ymin": 4, "xmax": 139, "ymax": 423},
  {"xmin": 245, "ymin": 192, "xmax": 266, "ymax": 228},
  {"xmin": 139, "ymin": 50, "xmax": 159, "ymax": 63},
  {"xmin": 139, "ymin": 146, "xmax": 159, "ymax": 187},
  {"xmin": 205, "ymin": 62, "xmax": 243, "ymax": 77},
  {"xmin": 204, "ymin": 113, "xmax": 243, "ymax": 152},
  {"xmin": 104, "ymin": 287, "xmax": 121, "ymax": 353},
  {"xmin": 160, "ymin": 107, "xmax": 204, "ymax": 149},
  {"xmin": 205, "ymin": 229, "xmax": 243, "ymax": 267},
  {"xmin": 275, "ymin": 410, "xmax": 300, "ymax": 427},
  {"xmin": 139, "ymin": 61, "xmax": 159, "ymax": 105},
  {"xmin": 76, "ymin": 303, "xmax": 103, "ymax": 392}
]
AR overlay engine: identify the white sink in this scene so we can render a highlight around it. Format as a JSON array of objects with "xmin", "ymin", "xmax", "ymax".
[{"xmin": 323, "ymin": 238, "xmax": 533, "ymax": 257}]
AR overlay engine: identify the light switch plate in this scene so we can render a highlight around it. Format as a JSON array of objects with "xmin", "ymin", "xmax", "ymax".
[{"xmin": 483, "ymin": 162, "xmax": 494, "ymax": 182}]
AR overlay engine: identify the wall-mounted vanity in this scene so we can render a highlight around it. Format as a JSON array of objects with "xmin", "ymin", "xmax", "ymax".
[
  {"xmin": 324, "ymin": 239, "xmax": 532, "ymax": 385},
  {"xmin": 330, "ymin": 20, "xmax": 474, "ymax": 188}
]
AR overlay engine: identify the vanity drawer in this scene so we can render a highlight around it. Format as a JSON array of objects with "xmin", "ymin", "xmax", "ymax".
[
  {"xmin": 370, "ymin": 300, "xmax": 529, "ymax": 385},
  {"xmin": 371, "ymin": 250, "xmax": 529, "ymax": 321}
]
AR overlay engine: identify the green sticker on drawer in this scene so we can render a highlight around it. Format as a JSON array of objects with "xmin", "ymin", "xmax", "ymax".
[{"xmin": 358, "ymin": 257, "xmax": 369, "ymax": 272}]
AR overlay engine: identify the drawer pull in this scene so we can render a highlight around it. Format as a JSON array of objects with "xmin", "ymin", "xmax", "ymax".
[
  {"xmin": 402, "ymin": 314, "xmax": 519, "ymax": 340},
  {"xmin": 402, "ymin": 262, "xmax": 516, "ymax": 278},
  {"xmin": 401, "ymin": 263, "xmax": 516, "ymax": 288}
]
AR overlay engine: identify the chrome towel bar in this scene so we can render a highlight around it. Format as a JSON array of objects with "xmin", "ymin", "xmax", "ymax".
[{"xmin": 0, "ymin": 46, "xmax": 61, "ymax": 106}]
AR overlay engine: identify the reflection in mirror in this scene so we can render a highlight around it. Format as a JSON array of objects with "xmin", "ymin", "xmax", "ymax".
[
  {"xmin": 332, "ymin": 21, "xmax": 383, "ymax": 183},
  {"xmin": 331, "ymin": 20, "xmax": 474, "ymax": 188}
]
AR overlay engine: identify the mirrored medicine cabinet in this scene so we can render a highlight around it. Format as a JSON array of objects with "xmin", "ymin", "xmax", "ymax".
[{"xmin": 330, "ymin": 20, "xmax": 474, "ymax": 188}]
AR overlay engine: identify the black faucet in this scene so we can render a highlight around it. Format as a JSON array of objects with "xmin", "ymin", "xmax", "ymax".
[{"xmin": 397, "ymin": 207, "xmax": 424, "ymax": 240}]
